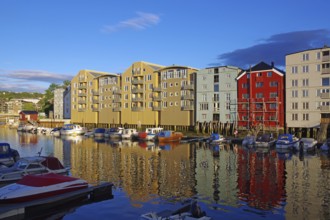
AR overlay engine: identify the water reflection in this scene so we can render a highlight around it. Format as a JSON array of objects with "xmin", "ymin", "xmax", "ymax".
[{"xmin": 1, "ymin": 127, "xmax": 330, "ymax": 219}]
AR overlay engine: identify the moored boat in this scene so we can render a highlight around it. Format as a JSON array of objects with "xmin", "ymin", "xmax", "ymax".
[
  {"xmin": 299, "ymin": 137, "xmax": 317, "ymax": 152},
  {"xmin": 242, "ymin": 135, "xmax": 256, "ymax": 148},
  {"xmin": 275, "ymin": 134, "xmax": 300, "ymax": 150},
  {"xmin": 0, "ymin": 156, "xmax": 69, "ymax": 186},
  {"xmin": 60, "ymin": 124, "xmax": 86, "ymax": 136},
  {"xmin": 254, "ymin": 133, "xmax": 276, "ymax": 148},
  {"xmin": 122, "ymin": 128, "xmax": 138, "ymax": 140},
  {"xmin": 207, "ymin": 133, "xmax": 225, "ymax": 144},
  {"xmin": 0, "ymin": 173, "xmax": 88, "ymax": 203},
  {"xmin": 94, "ymin": 128, "xmax": 106, "ymax": 138},
  {"xmin": 156, "ymin": 130, "xmax": 183, "ymax": 143},
  {"xmin": 138, "ymin": 127, "xmax": 163, "ymax": 141}
]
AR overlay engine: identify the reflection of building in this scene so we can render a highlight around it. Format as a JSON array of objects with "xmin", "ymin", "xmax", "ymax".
[
  {"xmin": 69, "ymin": 139, "xmax": 196, "ymax": 202},
  {"xmin": 236, "ymin": 148, "xmax": 285, "ymax": 210},
  {"xmin": 54, "ymin": 88, "xmax": 65, "ymax": 119},
  {"xmin": 195, "ymin": 142, "xmax": 238, "ymax": 205}
]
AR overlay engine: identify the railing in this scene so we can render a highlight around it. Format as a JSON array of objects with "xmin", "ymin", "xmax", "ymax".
[
  {"xmin": 320, "ymin": 106, "xmax": 330, "ymax": 111},
  {"xmin": 112, "ymin": 97, "xmax": 121, "ymax": 103},
  {"xmin": 152, "ymin": 106, "xmax": 162, "ymax": 111},
  {"xmin": 181, "ymin": 105, "xmax": 194, "ymax": 111},
  {"xmin": 132, "ymin": 106, "xmax": 143, "ymax": 111},
  {"xmin": 131, "ymin": 79, "xmax": 144, "ymax": 85},
  {"xmin": 152, "ymin": 96, "xmax": 162, "ymax": 101},
  {"xmin": 113, "ymin": 90, "xmax": 121, "ymax": 94},
  {"xmin": 132, "ymin": 88, "xmax": 144, "ymax": 93},
  {"xmin": 78, "ymin": 100, "xmax": 86, "ymax": 104},
  {"xmin": 92, "ymin": 89, "xmax": 99, "ymax": 95},
  {"xmin": 181, "ymin": 94, "xmax": 194, "ymax": 100},
  {"xmin": 181, "ymin": 84, "xmax": 194, "ymax": 90},
  {"xmin": 112, "ymin": 107, "xmax": 121, "ymax": 112},
  {"xmin": 152, "ymin": 86, "xmax": 161, "ymax": 92},
  {"xmin": 132, "ymin": 97, "xmax": 144, "ymax": 102},
  {"xmin": 322, "ymin": 67, "xmax": 330, "ymax": 74},
  {"xmin": 322, "ymin": 54, "xmax": 330, "ymax": 62},
  {"xmin": 320, "ymin": 93, "xmax": 330, "ymax": 99},
  {"xmin": 78, "ymin": 93, "xmax": 86, "ymax": 97},
  {"xmin": 92, "ymin": 98, "xmax": 99, "ymax": 104}
]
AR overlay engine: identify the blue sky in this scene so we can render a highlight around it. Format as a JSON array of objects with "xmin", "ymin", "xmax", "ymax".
[{"xmin": 1, "ymin": 0, "xmax": 330, "ymax": 93}]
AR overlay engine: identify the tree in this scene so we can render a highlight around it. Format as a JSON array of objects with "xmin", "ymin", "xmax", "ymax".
[{"xmin": 39, "ymin": 83, "xmax": 60, "ymax": 116}]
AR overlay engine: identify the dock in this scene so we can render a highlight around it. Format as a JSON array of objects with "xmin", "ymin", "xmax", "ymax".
[{"xmin": 0, "ymin": 182, "xmax": 113, "ymax": 220}]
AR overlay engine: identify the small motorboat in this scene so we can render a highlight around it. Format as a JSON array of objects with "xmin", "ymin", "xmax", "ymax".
[
  {"xmin": 0, "ymin": 156, "xmax": 69, "ymax": 186},
  {"xmin": 299, "ymin": 138, "xmax": 317, "ymax": 152},
  {"xmin": 207, "ymin": 133, "xmax": 225, "ymax": 144},
  {"xmin": 60, "ymin": 124, "xmax": 87, "ymax": 136},
  {"xmin": 0, "ymin": 173, "xmax": 88, "ymax": 203},
  {"xmin": 141, "ymin": 201, "xmax": 211, "ymax": 220},
  {"xmin": 254, "ymin": 133, "xmax": 276, "ymax": 148},
  {"xmin": 94, "ymin": 128, "xmax": 106, "ymax": 138},
  {"xmin": 156, "ymin": 130, "xmax": 183, "ymax": 143},
  {"xmin": 0, "ymin": 142, "xmax": 20, "ymax": 168},
  {"xmin": 105, "ymin": 127, "xmax": 124, "ymax": 139},
  {"xmin": 276, "ymin": 134, "xmax": 300, "ymax": 150},
  {"xmin": 138, "ymin": 127, "xmax": 164, "ymax": 141},
  {"xmin": 122, "ymin": 128, "xmax": 139, "ymax": 140}
]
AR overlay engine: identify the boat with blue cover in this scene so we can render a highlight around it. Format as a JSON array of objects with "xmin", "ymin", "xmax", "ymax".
[{"xmin": 275, "ymin": 134, "xmax": 300, "ymax": 150}]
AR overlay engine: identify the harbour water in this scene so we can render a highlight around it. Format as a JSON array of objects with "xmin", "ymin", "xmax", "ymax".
[{"xmin": 1, "ymin": 127, "xmax": 329, "ymax": 220}]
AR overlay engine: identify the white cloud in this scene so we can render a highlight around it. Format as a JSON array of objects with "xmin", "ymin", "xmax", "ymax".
[{"xmin": 102, "ymin": 12, "xmax": 160, "ymax": 33}]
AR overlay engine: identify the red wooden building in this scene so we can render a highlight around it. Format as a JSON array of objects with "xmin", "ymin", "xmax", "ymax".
[
  {"xmin": 236, "ymin": 62, "xmax": 285, "ymax": 130},
  {"xmin": 19, "ymin": 110, "xmax": 38, "ymax": 122}
]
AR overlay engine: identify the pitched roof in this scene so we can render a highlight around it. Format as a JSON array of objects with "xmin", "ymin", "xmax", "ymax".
[
  {"xmin": 236, "ymin": 61, "xmax": 285, "ymax": 80},
  {"xmin": 20, "ymin": 110, "xmax": 38, "ymax": 114}
]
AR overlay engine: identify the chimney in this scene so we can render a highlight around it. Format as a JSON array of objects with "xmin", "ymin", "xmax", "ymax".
[{"xmin": 271, "ymin": 62, "xmax": 274, "ymax": 67}]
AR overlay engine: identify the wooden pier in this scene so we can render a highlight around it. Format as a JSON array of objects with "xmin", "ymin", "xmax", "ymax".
[{"xmin": 0, "ymin": 182, "xmax": 113, "ymax": 220}]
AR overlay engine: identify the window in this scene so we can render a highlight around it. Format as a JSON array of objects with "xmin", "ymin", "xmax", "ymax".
[
  {"xmin": 292, "ymin": 113, "xmax": 298, "ymax": 121},
  {"xmin": 303, "ymin": 53, "xmax": 309, "ymax": 61},
  {"xmin": 163, "ymin": 101, "xmax": 167, "ymax": 108},
  {"xmin": 256, "ymin": 82, "xmax": 264, "ymax": 88},
  {"xmin": 292, "ymin": 102, "xmax": 298, "ymax": 110},
  {"xmin": 322, "ymin": 78, "xmax": 330, "ymax": 86},
  {"xmin": 292, "ymin": 90, "xmax": 298, "ymax": 97},
  {"xmin": 200, "ymin": 103, "xmax": 209, "ymax": 110},
  {"xmin": 270, "ymin": 92, "xmax": 278, "ymax": 98},
  {"xmin": 267, "ymin": 72, "xmax": 272, "ymax": 77},
  {"xmin": 202, "ymin": 114, "xmax": 206, "ymax": 120},
  {"xmin": 213, "ymin": 94, "xmax": 219, "ymax": 101},
  {"xmin": 256, "ymin": 72, "xmax": 262, "ymax": 77},
  {"xmin": 163, "ymin": 82, "xmax": 167, "ymax": 89},
  {"xmin": 302, "ymin": 79, "xmax": 309, "ymax": 86},
  {"xmin": 303, "ymin": 65, "xmax": 309, "ymax": 73},
  {"xmin": 303, "ymin": 113, "xmax": 309, "ymax": 121},
  {"xmin": 292, "ymin": 66, "xmax": 298, "ymax": 74},
  {"xmin": 147, "ymin": 75, "xmax": 152, "ymax": 80},
  {"xmin": 256, "ymin": 93, "xmax": 263, "ymax": 98},
  {"xmin": 270, "ymin": 81, "xmax": 278, "ymax": 87},
  {"xmin": 270, "ymin": 103, "xmax": 277, "ymax": 109},
  {"xmin": 202, "ymin": 94, "xmax": 207, "ymax": 101},
  {"xmin": 317, "ymin": 52, "xmax": 321, "ymax": 60},
  {"xmin": 242, "ymin": 94, "xmax": 249, "ymax": 99},
  {"xmin": 242, "ymin": 83, "xmax": 249, "ymax": 88},
  {"xmin": 226, "ymin": 102, "xmax": 230, "ymax": 110},
  {"xmin": 292, "ymin": 80, "xmax": 298, "ymax": 87},
  {"xmin": 214, "ymin": 84, "xmax": 219, "ymax": 92},
  {"xmin": 317, "ymin": 64, "xmax": 321, "ymax": 72},
  {"xmin": 302, "ymin": 90, "xmax": 309, "ymax": 97},
  {"xmin": 214, "ymin": 75, "xmax": 219, "ymax": 83},
  {"xmin": 226, "ymin": 93, "xmax": 230, "ymax": 101},
  {"xmin": 303, "ymin": 102, "xmax": 309, "ymax": 110}
]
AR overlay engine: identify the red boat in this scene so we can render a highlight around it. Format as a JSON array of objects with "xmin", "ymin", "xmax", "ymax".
[
  {"xmin": 157, "ymin": 130, "xmax": 183, "ymax": 143},
  {"xmin": 0, "ymin": 173, "xmax": 88, "ymax": 203}
]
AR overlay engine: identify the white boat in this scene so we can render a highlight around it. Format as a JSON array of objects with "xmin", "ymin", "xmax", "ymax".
[
  {"xmin": 299, "ymin": 138, "xmax": 317, "ymax": 152},
  {"xmin": 138, "ymin": 127, "xmax": 164, "ymax": 141},
  {"xmin": 275, "ymin": 134, "xmax": 300, "ymax": 150},
  {"xmin": 0, "ymin": 173, "xmax": 88, "ymax": 203},
  {"xmin": 122, "ymin": 128, "xmax": 138, "ymax": 140},
  {"xmin": 60, "ymin": 124, "xmax": 86, "ymax": 136},
  {"xmin": 0, "ymin": 156, "xmax": 69, "ymax": 186},
  {"xmin": 50, "ymin": 127, "xmax": 61, "ymax": 136},
  {"xmin": 254, "ymin": 133, "xmax": 276, "ymax": 148},
  {"xmin": 141, "ymin": 201, "xmax": 211, "ymax": 220},
  {"xmin": 105, "ymin": 127, "xmax": 124, "ymax": 139}
]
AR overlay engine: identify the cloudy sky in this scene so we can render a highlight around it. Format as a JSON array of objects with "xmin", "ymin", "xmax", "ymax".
[{"xmin": 1, "ymin": 0, "xmax": 330, "ymax": 93}]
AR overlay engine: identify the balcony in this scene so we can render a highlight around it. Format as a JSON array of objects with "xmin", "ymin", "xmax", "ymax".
[
  {"xmin": 92, "ymin": 106, "xmax": 99, "ymax": 112},
  {"xmin": 92, "ymin": 89, "xmax": 99, "ymax": 95},
  {"xmin": 320, "ymin": 93, "xmax": 330, "ymax": 99},
  {"xmin": 322, "ymin": 67, "xmax": 330, "ymax": 74},
  {"xmin": 152, "ymin": 86, "xmax": 161, "ymax": 92},
  {"xmin": 320, "ymin": 105, "xmax": 330, "ymax": 112},
  {"xmin": 112, "ymin": 97, "xmax": 121, "ymax": 103},
  {"xmin": 132, "ymin": 88, "xmax": 144, "ymax": 93},
  {"xmin": 78, "ymin": 100, "xmax": 86, "ymax": 104},
  {"xmin": 113, "ymin": 90, "xmax": 121, "ymax": 94},
  {"xmin": 92, "ymin": 98, "xmax": 99, "ymax": 104},
  {"xmin": 152, "ymin": 96, "xmax": 162, "ymax": 101},
  {"xmin": 78, "ymin": 84, "xmax": 87, "ymax": 89},
  {"xmin": 181, "ymin": 94, "xmax": 194, "ymax": 100},
  {"xmin": 112, "ymin": 107, "xmax": 121, "ymax": 112},
  {"xmin": 152, "ymin": 106, "xmax": 162, "ymax": 111},
  {"xmin": 78, "ymin": 108, "xmax": 86, "ymax": 112},
  {"xmin": 181, "ymin": 84, "xmax": 194, "ymax": 90},
  {"xmin": 78, "ymin": 92, "xmax": 86, "ymax": 97},
  {"xmin": 181, "ymin": 105, "xmax": 194, "ymax": 111},
  {"xmin": 79, "ymin": 76, "xmax": 87, "ymax": 82},
  {"xmin": 132, "ymin": 106, "xmax": 143, "ymax": 111},
  {"xmin": 132, "ymin": 79, "xmax": 144, "ymax": 85},
  {"xmin": 322, "ymin": 55, "xmax": 330, "ymax": 62},
  {"xmin": 132, "ymin": 97, "xmax": 144, "ymax": 102}
]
